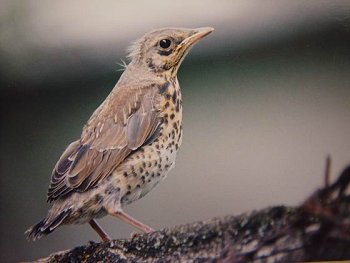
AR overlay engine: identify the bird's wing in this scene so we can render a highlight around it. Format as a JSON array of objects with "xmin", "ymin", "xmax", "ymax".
[{"xmin": 47, "ymin": 84, "xmax": 161, "ymax": 202}]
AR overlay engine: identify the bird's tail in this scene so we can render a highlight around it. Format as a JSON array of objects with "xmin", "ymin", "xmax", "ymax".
[{"xmin": 25, "ymin": 208, "xmax": 71, "ymax": 241}]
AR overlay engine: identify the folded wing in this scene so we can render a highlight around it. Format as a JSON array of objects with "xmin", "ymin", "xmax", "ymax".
[{"xmin": 47, "ymin": 84, "xmax": 161, "ymax": 202}]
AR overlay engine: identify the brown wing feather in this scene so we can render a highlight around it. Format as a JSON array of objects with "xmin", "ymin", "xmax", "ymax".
[{"xmin": 47, "ymin": 84, "xmax": 160, "ymax": 202}]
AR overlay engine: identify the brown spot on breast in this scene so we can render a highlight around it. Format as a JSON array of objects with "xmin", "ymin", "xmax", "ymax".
[
  {"xmin": 172, "ymin": 91, "xmax": 177, "ymax": 104},
  {"xmin": 165, "ymin": 93, "xmax": 171, "ymax": 100},
  {"xmin": 176, "ymin": 100, "xmax": 180, "ymax": 112},
  {"xmin": 173, "ymin": 122, "xmax": 178, "ymax": 131}
]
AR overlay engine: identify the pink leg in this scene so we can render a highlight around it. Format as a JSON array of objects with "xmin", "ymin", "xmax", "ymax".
[
  {"xmin": 110, "ymin": 210, "xmax": 154, "ymax": 233},
  {"xmin": 89, "ymin": 219, "xmax": 111, "ymax": 242}
]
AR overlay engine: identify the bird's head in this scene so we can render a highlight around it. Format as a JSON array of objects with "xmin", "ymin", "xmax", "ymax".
[{"xmin": 127, "ymin": 27, "xmax": 214, "ymax": 76}]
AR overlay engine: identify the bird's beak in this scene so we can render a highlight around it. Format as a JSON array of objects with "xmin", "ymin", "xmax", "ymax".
[
  {"xmin": 171, "ymin": 27, "xmax": 214, "ymax": 75},
  {"xmin": 181, "ymin": 27, "xmax": 214, "ymax": 48}
]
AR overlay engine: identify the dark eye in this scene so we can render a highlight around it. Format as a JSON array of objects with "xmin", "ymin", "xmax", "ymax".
[{"xmin": 159, "ymin": 39, "xmax": 172, "ymax": 49}]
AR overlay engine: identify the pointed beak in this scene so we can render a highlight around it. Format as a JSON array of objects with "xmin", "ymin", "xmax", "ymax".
[
  {"xmin": 182, "ymin": 27, "xmax": 214, "ymax": 48},
  {"xmin": 171, "ymin": 27, "xmax": 214, "ymax": 74}
]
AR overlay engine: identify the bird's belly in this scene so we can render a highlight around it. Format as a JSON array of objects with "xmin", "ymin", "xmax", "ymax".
[
  {"xmin": 102, "ymin": 117, "xmax": 182, "ymax": 206},
  {"xmin": 120, "ymin": 133, "xmax": 180, "ymax": 205}
]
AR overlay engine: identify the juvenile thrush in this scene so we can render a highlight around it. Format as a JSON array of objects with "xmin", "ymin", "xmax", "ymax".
[{"xmin": 26, "ymin": 27, "xmax": 214, "ymax": 241}]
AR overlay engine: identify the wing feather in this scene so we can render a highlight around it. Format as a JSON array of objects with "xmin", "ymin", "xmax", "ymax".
[{"xmin": 47, "ymin": 84, "xmax": 161, "ymax": 202}]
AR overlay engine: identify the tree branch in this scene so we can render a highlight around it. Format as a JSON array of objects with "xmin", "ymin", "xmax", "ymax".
[{"xmin": 30, "ymin": 162, "xmax": 350, "ymax": 262}]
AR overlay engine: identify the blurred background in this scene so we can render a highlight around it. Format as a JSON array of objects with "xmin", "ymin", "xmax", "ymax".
[{"xmin": 1, "ymin": 0, "xmax": 350, "ymax": 261}]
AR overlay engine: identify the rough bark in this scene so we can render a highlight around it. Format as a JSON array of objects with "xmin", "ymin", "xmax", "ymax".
[{"xmin": 31, "ymin": 162, "xmax": 350, "ymax": 263}]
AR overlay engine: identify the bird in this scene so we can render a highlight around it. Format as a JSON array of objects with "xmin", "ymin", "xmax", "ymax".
[{"xmin": 26, "ymin": 27, "xmax": 214, "ymax": 242}]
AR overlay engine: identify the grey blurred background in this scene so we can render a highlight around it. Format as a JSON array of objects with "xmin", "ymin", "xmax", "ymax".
[{"xmin": 1, "ymin": 0, "xmax": 350, "ymax": 261}]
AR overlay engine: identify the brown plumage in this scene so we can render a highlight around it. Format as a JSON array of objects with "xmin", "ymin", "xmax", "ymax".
[
  {"xmin": 26, "ymin": 27, "xmax": 214, "ymax": 241},
  {"xmin": 47, "ymin": 84, "xmax": 160, "ymax": 201}
]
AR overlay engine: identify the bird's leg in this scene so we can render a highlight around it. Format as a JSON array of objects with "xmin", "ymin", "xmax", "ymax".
[
  {"xmin": 109, "ymin": 209, "xmax": 154, "ymax": 233},
  {"xmin": 89, "ymin": 219, "xmax": 111, "ymax": 242}
]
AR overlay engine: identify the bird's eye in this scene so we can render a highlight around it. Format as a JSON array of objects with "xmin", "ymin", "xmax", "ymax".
[{"xmin": 159, "ymin": 39, "xmax": 172, "ymax": 49}]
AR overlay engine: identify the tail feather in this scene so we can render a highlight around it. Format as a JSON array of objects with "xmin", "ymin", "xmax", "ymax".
[{"xmin": 25, "ymin": 208, "xmax": 71, "ymax": 241}]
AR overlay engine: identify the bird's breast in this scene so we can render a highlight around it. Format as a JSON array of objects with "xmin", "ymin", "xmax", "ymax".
[
  {"xmin": 157, "ymin": 79, "xmax": 183, "ymax": 150},
  {"xmin": 105, "ymin": 79, "xmax": 183, "ymax": 206}
]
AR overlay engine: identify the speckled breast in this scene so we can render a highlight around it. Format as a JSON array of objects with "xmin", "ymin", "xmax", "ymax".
[{"xmin": 115, "ymin": 78, "xmax": 183, "ymax": 205}]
